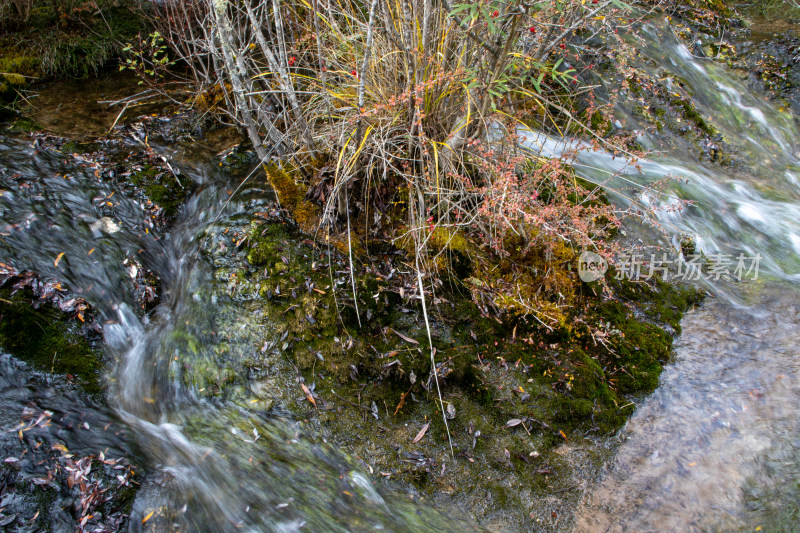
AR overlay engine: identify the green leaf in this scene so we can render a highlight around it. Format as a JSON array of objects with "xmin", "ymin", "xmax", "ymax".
[
  {"xmin": 610, "ymin": 0, "xmax": 633, "ymax": 11},
  {"xmin": 449, "ymin": 3, "xmax": 472, "ymax": 15},
  {"xmin": 532, "ymin": 72, "xmax": 544, "ymax": 93}
]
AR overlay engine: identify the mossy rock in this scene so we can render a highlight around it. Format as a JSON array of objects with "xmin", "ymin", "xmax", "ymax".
[
  {"xmin": 237, "ymin": 215, "xmax": 702, "ymax": 450},
  {"xmin": 0, "ymin": 287, "xmax": 102, "ymax": 394},
  {"xmin": 607, "ymin": 273, "xmax": 705, "ymax": 334},
  {"xmin": 130, "ymin": 165, "xmax": 189, "ymax": 218},
  {"xmin": 217, "ymin": 143, "xmax": 255, "ymax": 172},
  {"xmin": 246, "ymin": 222, "xmax": 287, "ymax": 266},
  {"xmin": 591, "ymin": 300, "xmax": 671, "ymax": 393}
]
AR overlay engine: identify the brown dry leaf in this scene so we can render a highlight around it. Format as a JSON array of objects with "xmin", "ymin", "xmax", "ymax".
[
  {"xmin": 142, "ymin": 511, "xmax": 154, "ymax": 524},
  {"xmin": 54, "ymin": 252, "xmax": 65, "ymax": 267},
  {"xmin": 411, "ymin": 422, "xmax": 430, "ymax": 444},
  {"xmin": 391, "ymin": 328, "xmax": 419, "ymax": 345},
  {"xmin": 301, "ymin": 383, "xmax": 316, "ymax": 408}
]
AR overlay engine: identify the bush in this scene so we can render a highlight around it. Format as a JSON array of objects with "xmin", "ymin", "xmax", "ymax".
[{"xmin": 149, "ymin": 0, "xmax": 651, "ymax": 326}]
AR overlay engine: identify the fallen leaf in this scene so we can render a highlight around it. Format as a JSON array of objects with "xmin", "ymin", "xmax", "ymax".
[
  {"xmin": 391, "ymin": 328, "xmax": 419, "ymax": 345},
  {"xmin": 54, "ymin": 252, "xmax": 65, "ymax": 267},
  {"xmin": 142, "ymin": 511, "xmax": 154, "ymax": 524},
  {"xmin": 300, "ymin": 383, "xmax": 316, "ymax": 408},
  {"xmin": 411, "ymin": 422, "xmax": 430, "ymax": 444},
  {"xmin": 504, "ymin": 418, "xmax": 523, "ymax": 428}
]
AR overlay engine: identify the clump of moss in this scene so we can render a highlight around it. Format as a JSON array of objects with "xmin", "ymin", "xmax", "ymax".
[
  {"xmin": 6, "ymin": 116, "xmax": 42, "ymax": 132},
  {"xmin": 676, "ymin": 98, "xmax": 716, "ymax": 136},
  {"xmin": 607, "ymin": 274, "xmax": 706, "ymax": 334},
  {"xmin": 263, "ymin": 163, "xmax": 320, "ymax": 233},
  {"xmin": 589, "ymin": 300, "xmax": 671, "ymax": 393},
  {"xmin": 0, "ymin": 288, "xmax": 102, "ymax": 394},
  {"xmin": 0, "ymin": 52, "xmax": 37, "ymax": 103},
  {"xmin": 130, "ymin": 165, "xmax": 189, "ymax": 218},
  {"xmin": 467, "ymin": 234, "xmax": 578, "ymax": 328},
  {"xmin": 194, "ymin": 83, "xmax": 229, "ymax": 112},
  {"xmin": 240, "ymin": 212, "xmax": 702, "ymax": 445}
]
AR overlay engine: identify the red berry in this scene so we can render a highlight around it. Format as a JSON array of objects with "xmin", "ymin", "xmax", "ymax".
[
  {"xmin": 560, "ymin": 43, "xmax": 566, "ymax": 49},
  {"xmin": 592, "ymin": 0, "xmax": 598, "ymax": 3},
  {"xmin": 529, "ymin": 26, "xmax": 536, "ymax": 33},
  {"xmin": 351, "ymin": 70, "xmax": 357, "ymax": 76},
  {"xmin": 492, "ymin": 10, "xmax": 498, "ymax": 17}
]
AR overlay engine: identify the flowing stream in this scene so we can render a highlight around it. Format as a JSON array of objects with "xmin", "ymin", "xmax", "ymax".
[
  {"xmin": 1, "ymin": 18, "xmax": 799, "ymax": 533},
  {"xmin": 549, "ymin": 21, "xmax": 800, "ymax": 532},
  {"xmin": 0, "ymin": 131, "xmax": 460, "ymax": 531}
]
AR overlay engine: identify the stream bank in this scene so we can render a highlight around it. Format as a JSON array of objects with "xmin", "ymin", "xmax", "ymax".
[
  {"xmin": 0, "ymin": 67, "xmax": 703, "ymax": 531},
  {"xmin": 2, "ymin": 2, "xmax": 799, "ymax": 531}
]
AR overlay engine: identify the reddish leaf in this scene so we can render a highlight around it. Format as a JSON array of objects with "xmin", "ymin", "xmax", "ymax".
[{"xmin": 301, "ymin": 383, "xmax": 316, "ymax": 408}]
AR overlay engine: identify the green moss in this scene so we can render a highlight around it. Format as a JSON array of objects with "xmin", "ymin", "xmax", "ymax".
[
  {"xmin": 608, "ymin": 274, "xmax": 705, "ymax": 333},
  {"xmin": 0, "ymin": 70, "xmax": 27, "ymax": 103},
  {"xmin": 60, "ymin": 140, "xmax": 99, "ymax": 154},
  {"xmin": 0, "ymin": 51, "xmax": 40, "ymax": 103},
  {"xmin": 232, "ymin": 215, "xmax": 703, "ymax": 491},
  {"xmin": 0, "ymin": 288, "xmax": 102, "ymax": 394},
  {"xmin": 263, "ymin": 163, "xmax": 319, "ymax": 233},
  {"xmin": 130, "ymin": 165, "xmax": 189, "ymax": 218},
  {"xmin": 7, "ymin": 116, "xmax": 42, "ymax": 132},
  {"xmin": 246, "ymin": 222, "xmax": 287, "ymax": 266},
  {"xmin": 592, "ymin": 301, "xmax": 671, "ymax": 393},
  {"xmin": 679, "ymin": 99, "xmax": 715, "ymax": 136}
]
